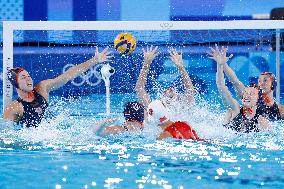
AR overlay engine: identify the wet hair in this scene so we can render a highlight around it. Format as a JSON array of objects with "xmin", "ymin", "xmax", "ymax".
[
  {"xmin": 260, "ymin": 72, "xmax": 277, "ymax": 90},
  {"xmin": 123, "ymin": 101, "xmax": 145, "ymax": 123},
  {"xmin": 7, "ymin": 67, "xmax": 25, "ymax": 89}
]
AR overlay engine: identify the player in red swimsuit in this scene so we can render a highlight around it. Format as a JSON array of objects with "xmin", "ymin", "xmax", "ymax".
[{"xmin": 147, "ymin": 100, "xmax": 202, "ymax": 140}]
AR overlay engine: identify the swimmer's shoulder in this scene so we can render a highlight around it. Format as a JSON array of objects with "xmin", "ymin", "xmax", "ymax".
[
  {"xmin": 5, "ymin": 100, "xmax": 23, "ymax": 112},
  {"xmin": 224, "ymin": 108, "xmax": 240, "ymax": 124},
  {"xmin": 4, "ymin": 100, "xmax": 24, "ymax": 122},
  {"xmin": 34, "ymin": 82, "xmax": 49, "ymax": 101},
  {"xmin": 101, "ymin": 125, "xmax": 125, "ymax": 136}
]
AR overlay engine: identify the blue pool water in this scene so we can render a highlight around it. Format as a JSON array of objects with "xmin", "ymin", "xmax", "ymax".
[
  {"xmin": 1, "ymin": 94, "xmax": 284, "ymax": 189},
  {"xmin": 1, "ymin": 30, "xmax": 284, "ymax": 188}
]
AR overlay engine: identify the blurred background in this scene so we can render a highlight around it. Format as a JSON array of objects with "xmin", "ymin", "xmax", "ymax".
[
  {"xmin": 0, "ymin": 0, "xmax": 284, "ymax": 99},
  {"xmin": 1, "ymin": 0, "xmax": 284, "ymax": 23}
]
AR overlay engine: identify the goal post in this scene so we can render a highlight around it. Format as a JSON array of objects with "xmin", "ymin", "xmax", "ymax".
[{"xmin": 2, "ymin": 20, "xmax": 284, "ymax": 110}]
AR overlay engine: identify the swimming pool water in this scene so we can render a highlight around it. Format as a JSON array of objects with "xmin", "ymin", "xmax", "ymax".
[{"xmin": 0, "ymin": 93, "xmax": 284, "ymax": 189}]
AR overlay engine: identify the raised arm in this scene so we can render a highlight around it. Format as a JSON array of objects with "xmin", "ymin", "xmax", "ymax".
[
  {"xmin": 135, "ymin": 46, "xmax": 159, "ymax": 107},
  {"xmin": 223, "ymin": 63, "xmax": 245, "ymax": 99},
  {"xmin": 37, "ymin": 47, "xmax": 113, "ymax": 94},
  {"xmin": 209, "ymin": 47, "xmax": 239, "ymax": 111},
  {"xmin": 210, "ymin": 44, "xmax": 245, "ymax": 98},
  {"xmin": 216, "ymin": 64, "xmax": 239, "ymax": 110},
  {"xmin": 169, "ymin": 48, "xmax": 195, "ymax": 104}
]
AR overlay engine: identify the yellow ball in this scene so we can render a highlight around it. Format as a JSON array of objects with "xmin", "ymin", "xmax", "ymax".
[{"xmin": 114, "ymin": 33, "xmax": 136, "ymax": 55}]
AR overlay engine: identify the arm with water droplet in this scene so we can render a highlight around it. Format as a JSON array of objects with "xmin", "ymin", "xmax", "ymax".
[
  {"xmin": 169, "ymin": 48, "xmax": 195, "ymax": 105},
  {"xmin": 92, "ymin": 117, "xmax": 121, "ymax": 136},
  {"xmin": 214, "ymin": 52, "xmax": 239, "ymax": 118},
  {"xmin": 135, "ymin": 46, "xmax": 159, "ymax": 107},
  {"xmin": 209, "ymin": 44, "xmax": 245, "ymax": 98},
  {"xmin": 3, "ymin": 101, "xmax": 23, "ymax": 123},
  {"xmin": 36, "ymin": 47, "xmax": 113, "ymax": 99}
]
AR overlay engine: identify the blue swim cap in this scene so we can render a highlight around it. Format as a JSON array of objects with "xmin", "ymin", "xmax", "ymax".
[
  {"xmin": 7, "ymin": 67, "xmax": 25, "ymax": 89},
  {"xmin": 123, "ymin": 101, "xmax": 145, "ymax": 123}
]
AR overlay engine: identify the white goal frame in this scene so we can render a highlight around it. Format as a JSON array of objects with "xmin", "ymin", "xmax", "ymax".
[{"xmin": 3, "ymin": 20, "xmax": 284, "ymax": 110}]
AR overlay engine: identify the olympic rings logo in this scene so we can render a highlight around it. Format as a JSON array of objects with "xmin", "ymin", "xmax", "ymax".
[
  {"xmin": 62, "ymin": 64, "xmax": 103, "ymax": 87},
  {"xmin": 160, "ymin": 22, "xmax": 173, "ymax": 29}
]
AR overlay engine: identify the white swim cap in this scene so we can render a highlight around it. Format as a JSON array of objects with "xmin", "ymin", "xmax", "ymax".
[{"xmin": 147, "ymin": 100, "xmax": 169, "ymax": 123}]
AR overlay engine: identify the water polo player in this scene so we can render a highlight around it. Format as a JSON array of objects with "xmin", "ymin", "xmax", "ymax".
[
  {"xmin": 96, "ymin": 101, "xmax": 145, "ymax": 136},
  {"xmin": 209, "ymin": 44, "xmax": 284, "ymax": 121},
  {"xmin": 147, "ymin": 100, "xmax": 202, "ymax": 140},
  {"xmin": 4, "ymin": 47, "xmax": 113, "ymax": 128},
  {"xmin": 135, "ymin": 46, "xmax": 196, "ymax": 109},
  {"xmin": 210, "ymin": 46, "xmax": 272, "ymax": 133}
]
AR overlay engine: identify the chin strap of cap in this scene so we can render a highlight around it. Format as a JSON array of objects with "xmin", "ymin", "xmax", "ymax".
[
  {"xmin": 159, "ymin": 116, "xmax": 169, "ymax": 124},
  {"xmin": 242, "ymin": 107, "xmax": 253, "ymax": 117}
]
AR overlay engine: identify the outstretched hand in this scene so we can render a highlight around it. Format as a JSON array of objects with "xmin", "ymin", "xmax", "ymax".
[
  {"xmin": 169, "ymin": 48, "xmax": 184, "ymax": 69},
  {"xmin": 92, "ymin": 117, "xmax": 119, "ymax": 134},
  {"xmin": 208, "ymin": 44, "xmax": 233, "ymax": 65},
  {"xmin": 93, "ymin": 47, "xmax": 113, "ymax": 63},
  {"xmin": 142, "ymin": 45, "xmax": 159, "ymax": 65},
  {"xmin": 101, "ymin": 117, "xmax": 119, "ymax": 125}
]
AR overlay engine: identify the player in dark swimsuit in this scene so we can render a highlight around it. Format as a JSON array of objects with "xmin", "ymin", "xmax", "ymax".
[
  {"xmin": 4, "ymin": 47, "xmax": 112, "ymax": 128},
  {"xmin": 209, "ymin": 45, "xmax": 271, "ymax": 133},
  {"xmin": 257, "ymin": 72, "xmax": 281, "ymax": 121},
  {"xmin": 209, "ymin": 44, "xmax": 284, "ymax": 121}
]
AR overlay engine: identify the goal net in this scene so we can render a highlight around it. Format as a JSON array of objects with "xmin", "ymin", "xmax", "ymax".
[{"xmin": 2, "ymin": 21, "xmax": 284, "ymax": 109}]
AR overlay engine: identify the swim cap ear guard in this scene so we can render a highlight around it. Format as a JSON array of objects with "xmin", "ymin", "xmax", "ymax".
[
  {"xmin": 147, "ymin": 100, "xmax": 169, "ymax": 124},
  {"xmin": 123, "ymin": 101, "xmax": 145, "ymax": 123},
  {"xmin": 261, "ymin": 72, "xmax": 277, "ymax": 90},
  {"xmin": 7, "ymin": 67, "xmax": 25, "ymax": 89}
]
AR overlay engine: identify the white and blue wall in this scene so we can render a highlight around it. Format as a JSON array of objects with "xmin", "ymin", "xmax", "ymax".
[{"xmin": 0, "ymin": 0, "xmax": 284, "ymax": 96}]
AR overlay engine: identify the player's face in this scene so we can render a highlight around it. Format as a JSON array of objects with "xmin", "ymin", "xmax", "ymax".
[
  {"xmin": 242, "ymin": 87, "xmax": 259, "ymax": 107},
  {"xmin": 17, "ymin": 70, "xmax": 33, "ymax": 92},
  {"xmin": 258, "ymin": 74, "xmax": 273, "ymax": 94}
]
